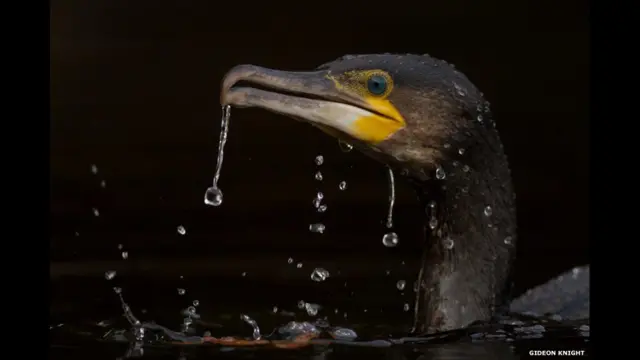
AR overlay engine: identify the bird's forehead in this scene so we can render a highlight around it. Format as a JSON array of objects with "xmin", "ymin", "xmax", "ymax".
[
  {"xmin": 317, "ymin": 54, "xmax": 481, "ymax": 101},
  {"xmin": 317, "ymin": 54, "xmax": 437, "ymax": 73}
]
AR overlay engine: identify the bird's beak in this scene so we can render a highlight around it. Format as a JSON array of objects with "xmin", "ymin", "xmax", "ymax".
[{"xmin": 220, "ymin": 65, "xmax": 405, "ymax": 144}]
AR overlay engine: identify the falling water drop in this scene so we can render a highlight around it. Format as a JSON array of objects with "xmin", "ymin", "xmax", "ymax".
[
  {"xmin": 396, "ymin": 280, "xmax": 406, "ymax": 291},
  {"xmin": 315, "ymin": 155, "xmax": 324, "ymax": 166},
  {"xmin": 435, "ymin": 166, "xmax": 446, "ymax": 180},
  {"xmin": 204, "ymin": 105, "xmax": 231, "ymax": 207},
  {"xmin": 443, "ymin": 238, "xmax": 455, "ymax": 250},
  {"xmin": 338, "ymin": 140, "xmax": 353, "ymax": 152},
  {"xmin": 318, "ymin": 204, "xmax": 327, "ymax": 213},
  {"xmin": 193, "ymin": 300, "xmax": 200, "ymax": 307},
  {"xmin": 204, "ymin": 187, "xmax": 223, "ymax": 206},
  {"xmin": 315, "ymin": 171, "xmax": 323, "ymax": 181},
  {"xmin": 287, "ymin": 257, "xmax": 294, "ymax": 264},
  {"xmin": 92, "ymin": 208, "xmax": 100, "ymax": 217},
  {"xmin": 297, "ymin": 263, "xmax": 303, "ymax": 268},
  {"xmin": 338, "ymin": 181, "xmax": 347, "ymax": 191},
  {"xmin": 462, "ymin": 165, "xmax": 470, "ymax": 172},
  {"xmin": 403, "ymin": 303, "xmax": 410, "ymax": 312},
  {"xmin": 311, "ymin": 268, "xmax": 330, "ymax": 282},
  {"xmin": 177, "ymin": 225, "xmax": 186, "ymax": 235},
  {"xmin": 382, "ymin": 232, "xmax": 399, "ymax": 247},
  {"xmin": 484, "ymin": 206, "xmax": 493, "ymax": 217},
  {"xmin": 121, "ymin": 251, "xmax": 129, "ymax": 260},
  {"xmin": 105, "ymin": 270, "xmax": 116, "ymax": 280},
  {"xmin": 458, "ymin": 148, "xmax": 466, "ymax": 155},
  {"xmin": 91, "ymin": 164, "xmax": 98, "ymax": 174},
  {"xmin": 240, "ymin": 314, "xmax": 262, "ymax": 340},
  {"xmin": 309, "ymin": 223, "xmax": 326, "ymax": 234},
  {"xmin": 386, "ymin": 168, "xmax": 396, "ymax": 228},
  {"xmin": 477, "ymin": 114, "xmax": 484, "ymax": 123},
  {"xmin": 100, "ymin": 180, "xmax": 106, "ymax": 188},
  {"xmin": 177, "ymin": 288, "xmax": 186, "ymax": 295}
]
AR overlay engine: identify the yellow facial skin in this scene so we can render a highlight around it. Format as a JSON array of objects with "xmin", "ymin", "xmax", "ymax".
[{"xmin": 326, "ymin": 70, "xmax": 406, "ymax": 144}]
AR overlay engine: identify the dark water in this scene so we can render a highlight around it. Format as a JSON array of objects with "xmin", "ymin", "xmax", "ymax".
[{"xmin": 50, "ymin": 264, "xmax": 590, "ymax": 359}]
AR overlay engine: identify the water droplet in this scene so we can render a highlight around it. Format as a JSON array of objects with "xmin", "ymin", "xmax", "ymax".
[
  {"xmin": 318, "ymin": 204, "xmax": 327, "ymax": 213},
  {"xmin": 183, "ymin": 317, "xmax": 193, "ymax": 326},
  {"xmin": 316, "ymin": 192, "xmax": 324, "ymax": 200},
  {"xmin": 298, "ymin": 300, "xmax": 306, "ymax": 309},
  {"xmin": 453, "ymin": 82, "xmax": 466, "ymax": 96},
  {"xmin": 311, "ymin": 268, "xmax": 330, "ymax": 282},
  {"xmin": 462, "ymin": 165, "xmax": 470, "ymax": 172},
  {"xmin": 484, "ymin": 206, "xmax": 493, "ymax": 217},
  {"xmin": 315, "ymin": 155, "xmax": 324, "ymax": 166},
  {"xmin": 193, "ymin": 300, "xmax": 199, "ymax": 307},
  {"xmin": 287, "ymin": 257, "xmax": 294, "ymax": 264},
  {"xmin": 113, "ymin": 287, "xmax": 122, "ymax": 294},
  {"xmin": 435, "ymin": 166, "xmax": 446, "ymax": 180},
  {"xmin": 92, "ymin": 208, "xmax": 100, "ymax": 217},
  {"xmin": 305, "ymin": 303, "xmax": 320, "ymax": 316},
  {"xmin": 296, "ymin": 262, "xmax": 303, "ymax": 268},
  {"xmin": 177, "ymin": 288, "xmax": 186, "ymax": 295},
  {"xmin": 177, "ymin": 225, "xmax": 186, "ymax": 235},
  {"xmin": 105, "ymin": 270, "xmax": 116, "ymax": 280},
  {"xmin": 396, "ymin": 280, "xmax": 406, "ymax": 290},
  {"xmin": 382, "ymin": 232, "xmax": 399, "ymax": 247},
  {"xmin": 403, "ymin": 303, "xmax": 410, "ymax": 312},
  {"xmin": 117, "ymin": 244, "xmax": 123, "ymax": 250},
  {"xmin": 504, "ymin": 236, "xmax": 513, "ymax": 245},
  {"xmin": 91, "ymin": 164, "xmax": 98, "ymax": 174},
  {"xmin": 100, "ymin": 180, "xmax": 106, "ymax": 188},
  {"xmin": 121, "ymin": 251, "xmax": 128, "ymax": 260},
  {"xmin": 273, "ymin": 306, "xmax": 278, "ymax": 313},
  {"xmin": 338, "ymin": 140, "xmax": 353, "ymax": 152},
  {"xmin": 309, "ymin": 223, "xmax": 325, "ymax": 234},
  {"xmin": 458, "ymin": 148, "xmax": 465, "ymax": 155},
  {"xmin": 338, "ymin": 181, "xmax": 347, "ymax": 191},
  {"xmin": 204, "ymin": 187, "xmax": 223, "ymax": 206},
  {"xmin": 443, "ymin": 143, "xmax": 451, "ymax": 149},
  {"xmin": 429, "ymin": 217, "xmax": 438, "ymax": 230},
  {"xmin": 314, "ymin": 172, "xmax": 323, "ymax": 181},
  {"xmin": 443, "ymin": 238, "xmax": 455, "ymax": 249}
]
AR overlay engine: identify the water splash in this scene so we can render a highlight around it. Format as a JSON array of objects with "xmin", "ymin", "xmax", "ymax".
[
  {"xmin": 386, "ymin": 168, "xmax": 395, "ymax": 229},
  {"xmin": 204, "ymin": 105, "xmax": 231, "ymax": 207},
  {"xmin": 240, "ymin": 314, "xmax": 262, "ymax": 340}
]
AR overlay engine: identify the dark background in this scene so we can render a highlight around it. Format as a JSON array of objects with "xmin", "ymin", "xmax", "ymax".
[{"xmin": 50, "ymin": 0, "xmax": 589, "ymax": 332}]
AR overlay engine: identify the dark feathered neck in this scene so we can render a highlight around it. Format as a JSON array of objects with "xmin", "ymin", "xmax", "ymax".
[{"xmin": 406, "ymin": 124, "xmax": 518, "ymax": 334}]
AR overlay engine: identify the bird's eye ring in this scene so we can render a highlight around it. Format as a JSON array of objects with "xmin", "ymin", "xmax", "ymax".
[{"xmin": 367, "ymin": 75, "xmax": 388, "ymax": 96}]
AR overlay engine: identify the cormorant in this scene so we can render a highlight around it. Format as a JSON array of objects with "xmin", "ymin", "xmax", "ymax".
[{"xmin": 220, "ymin": 54, "xmax": 589, "ymax": 334}]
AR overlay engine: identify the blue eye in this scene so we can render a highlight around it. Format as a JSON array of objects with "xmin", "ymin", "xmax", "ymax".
[{"xmin": 367, "ymin": 75, "xmax": 388, "ymax": 95}]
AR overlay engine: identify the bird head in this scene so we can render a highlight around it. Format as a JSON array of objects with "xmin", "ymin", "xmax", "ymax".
[{"xmin": 221, "ymin": 54, "xmax": 490, "ymax": 180}]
